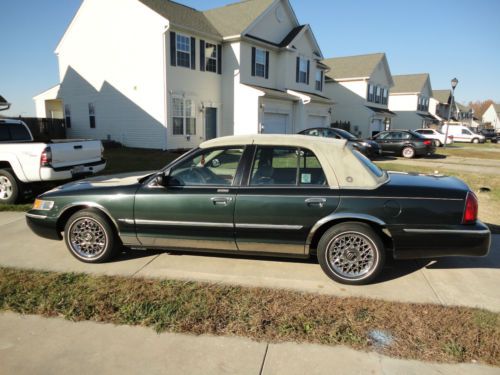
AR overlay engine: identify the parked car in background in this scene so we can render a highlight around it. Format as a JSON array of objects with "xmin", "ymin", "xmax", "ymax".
[
  {"xmin": 299, "ymin": 127, "xmax": 381, "ymax": 159},
  {"xmin": 371, "ymin": 130, "xmax": 435, "ymax": 158},
  {"xmin": 0, "ymin": 119, "xmax": 106, "ymax": 204},
  {"xmin": 26, "ymin": 134, "xmax": 490, "ymax": 285},
  {"xmin": 479, "ymin": 129, "xmax": 499, "ymax": 143},
  {"xmin": 414, "ymin": 128, "xmax": 453, "ymax": 147},
  {"xmin": 440, "ymin": 124, "xmax": 485, "ymax": 144}
]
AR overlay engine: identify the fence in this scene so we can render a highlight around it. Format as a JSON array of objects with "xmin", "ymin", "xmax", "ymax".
[{"xmin": 18, "ymin": 117, "xmax": 66, "ymax": 141}]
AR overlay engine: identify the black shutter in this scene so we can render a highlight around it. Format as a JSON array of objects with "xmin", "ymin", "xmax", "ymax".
[
  {"xmin": 170, "ymin": 31, "xmax": 177, "ymax": 66},
  {"xmin": 265, "ymin": 51, "xmax": 269, "ymax": 79},
  {"xmin": 251, "ymin": 47, "xmax": 256, "ymax": 76},
  {"xmin": 217, "ymin": 44, "xmax": 222, "ymax": 74},
  {"xmin": 190, "ymin": 37, "xmax": 196, "ymax": 70},
  {"xmin": 306, "ymin": 60, "xmax": 310, "ymax": 85},
  {"xmin": 200, "ymin": 40, "xmax": 205, "ymax": 71},
  {"xmin": 295, "ymin": 56, "xmax": 300, "ymax": 82}
]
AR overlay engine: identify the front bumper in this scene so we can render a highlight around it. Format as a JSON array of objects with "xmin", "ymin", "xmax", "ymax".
[
  {"xmin": 26, "ymin": 212, "xmax": 61, "ymax": 241},
  {"xmin": 390, "ymin": 221, "xmax": 491, "ymax": 259}
]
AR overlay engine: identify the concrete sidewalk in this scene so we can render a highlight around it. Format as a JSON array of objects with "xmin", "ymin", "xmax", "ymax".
[
  {"xmin": 1, "ymin": 212, "xmax": 499, "ymax": 312},
  {"xmin": 0, "ymin": 312, "xmax": 497, "ymax": 375}
]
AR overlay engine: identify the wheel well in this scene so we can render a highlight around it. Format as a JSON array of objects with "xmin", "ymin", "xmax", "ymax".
[
  {"xmin": 56, "ymin": 205, "xmax": 119, "ymax": 235},
  {"xmin": 0, "ymin": 161, "xmax": 13, "ymax": 170},
  {"xmin": 308, "ymin": 219, "xmax": 393, "ymax": 255}
]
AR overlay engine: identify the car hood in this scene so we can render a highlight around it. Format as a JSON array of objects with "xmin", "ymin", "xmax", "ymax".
[
  {"xmin": 44, "ymin": 171, "xmax": 155, "ymax": 195},
  {"xmin": 380, "ymin": 171, "xmax": 469, "ymax": 199}
]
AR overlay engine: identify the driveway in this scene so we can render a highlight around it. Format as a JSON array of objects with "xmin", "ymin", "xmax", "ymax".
[{"xmin": 1, "ymin": 212, "xmax": 499, "ymax": 312}]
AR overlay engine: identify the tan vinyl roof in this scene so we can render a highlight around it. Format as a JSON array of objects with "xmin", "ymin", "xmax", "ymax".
[
  {"xmin": 392, "ymin": 73, "xmax": 429, "ymax": 93},
  {"xmin": 323, "ymin": 53, "xmax": 385, "ymax": 80},
  {"xmin": 200, "ymin": 134, "xmax": 387, "ymax": 189},
  {"xmin": 432, "ymin": 90, "xmax": 451, "ymax": 104},
  {"xmin": 204, "ymin": 0, "xmax": 275, "ymax": 37}
]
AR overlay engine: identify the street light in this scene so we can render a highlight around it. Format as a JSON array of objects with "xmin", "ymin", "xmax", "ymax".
[{"xmin": 443, "ymin": 77, "xmax": 459, "ymax": 148}]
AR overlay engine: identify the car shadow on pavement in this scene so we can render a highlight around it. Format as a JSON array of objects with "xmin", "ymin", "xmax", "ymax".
[{"xmin": 424, "ymin": 153, "xmax": 447, "ymax": 160}]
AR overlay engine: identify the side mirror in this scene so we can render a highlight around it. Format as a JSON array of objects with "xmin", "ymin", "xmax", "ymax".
[{"xmin": 154, "ymin": 171, "xmax": 170, "ymax": 187}]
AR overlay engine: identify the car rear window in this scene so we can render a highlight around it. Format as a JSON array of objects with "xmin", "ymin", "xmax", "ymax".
[{"xmin": 352, "ymin": 150, "xmax": 384, "ymax": 178}]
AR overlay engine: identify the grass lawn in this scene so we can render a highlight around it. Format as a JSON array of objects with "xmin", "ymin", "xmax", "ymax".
[
  {"xmin": 435, "ymin": 142, "xmax": 500, "ymax": 159},
  {"xmin": 1, "ymin": 267, "xmax": 499, "ymax": 366}
]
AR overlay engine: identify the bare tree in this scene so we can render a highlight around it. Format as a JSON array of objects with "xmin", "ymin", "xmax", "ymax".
[{"xmin": 468, "ymin": 100, "xmax": 495, "ymax": 118}]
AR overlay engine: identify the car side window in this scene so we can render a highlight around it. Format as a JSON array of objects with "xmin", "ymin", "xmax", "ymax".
[
  {"xmin": 401, "ymin": 132, "xmax": 411, "ymax": 139},
  {"xmin": 250, "ymin": 146, "xmax": 326, "ymax": 186},
  {"xmin": 8, "ymin": 124, "xmax": 31, "ymax": 141},
  {"xmin": 375, "ymin": 132, "xmax": 389, "ymax": 140},
  {"xmin": 0, "ymin": 126, "xmax": 10, "ymax": 141},
  {"xmin": 169, "ymin": 147, "xmax": 244, "ymax": 186},
  {"xmin": 304, "ymin": 129, "xmax": 319, "ymax": 136},
  {"xmin": 462, "ymin": 129, "xmax": 471, "ymax": 135}
]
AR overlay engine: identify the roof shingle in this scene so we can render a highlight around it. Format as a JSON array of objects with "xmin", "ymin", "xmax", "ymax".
[
  {"xmin": 432, "ymin": 89, "xmax": 451, "ymax": 104},
  {"xmin": 391, "ymin": 73, "xmax": 430, "ymax": 94},
  {"xmin": 322, "ymin": 53, "xmax": 385, "ymax": 80}
]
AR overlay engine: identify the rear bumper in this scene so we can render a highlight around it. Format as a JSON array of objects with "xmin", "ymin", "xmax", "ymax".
[
  {"xmin": 391, "ymin": 221, "xmax": 491, "ymax": 259},
  {"xmin": 40, "ymin": 159, "xmax": 106, "ymax": 181},
  {"xmin": 26, "ymin": 213, "xmax": 61, "ymax": 241}
]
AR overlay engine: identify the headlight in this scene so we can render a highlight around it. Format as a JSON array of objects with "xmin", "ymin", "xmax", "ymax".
[{"xmin": 33, "ymin": 199, "xmax": 55, "ymax": 211}]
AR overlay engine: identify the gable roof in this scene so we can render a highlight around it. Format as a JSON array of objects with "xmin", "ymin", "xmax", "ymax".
[
  {"xmin": 456, "ymin": 102, "xmax": 470, "ymax": 112},
  {"xmin": 494, "ymin": 103, "xmax": 500, "ymax": 113},
  {"xmin": 391, "ymin": 73, "xmax": 430, "ymax": 94},
  {"xmin": 203, "ymin": 0, "xmax": 275, "ymax": 37},
  {"xmin": 138, "ymin": 0, "xmax": 221, "ymax": 37},
  {"xmin": 432, "ymin": 89, "xmax": 451, "ymax": 104},
  {"xmin": 323, "ymin": 53, "xmax": 385, "ymax": 80}
]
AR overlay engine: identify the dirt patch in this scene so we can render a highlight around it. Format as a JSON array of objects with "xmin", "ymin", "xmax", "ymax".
[{"xmin": 1, "ymin": 267, "xmax": 498, "ymax": 366}]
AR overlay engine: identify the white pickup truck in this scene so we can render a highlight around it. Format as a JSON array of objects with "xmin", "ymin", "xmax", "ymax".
[{"xmin": 0, "ymin": 119, "xmax": 106, "ymax": 204}]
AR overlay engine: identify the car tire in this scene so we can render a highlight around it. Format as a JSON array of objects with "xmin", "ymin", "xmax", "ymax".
[
  {"xmin": 317, "ymin": 222, "xmax": 385, "ymax": 285},
  {"xmin": 472, "ymin": 138, "xmax": 480, "ymax": 144},
  {"xmin": 64, "ymin": 209, "xmax": 121, "ymax": 263},
  {"xmin": 434, "ymin": 140, "xmax": 442, "ymax": 147},
  {"xmin": 0, "ymin": 168, "xmax": 20, "ymax": 205},
  {"xmin": 401, "ymin": 146, "xmax": 415, "ymax": 159}
]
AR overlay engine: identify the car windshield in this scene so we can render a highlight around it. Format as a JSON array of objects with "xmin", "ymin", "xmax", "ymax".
[
  {"xmin": 333, "ymin": 128, "xmax": 357, "ymax": 140},
  {"xmin": 409, "ymin": 130, "xmax": 425, "ymax": 139}
]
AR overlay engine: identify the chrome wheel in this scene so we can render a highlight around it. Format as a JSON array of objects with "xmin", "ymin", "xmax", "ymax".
[
  {"xmin": 0, "ymin": 176, "xmax": 13, "ymax": 200},
  {"xmin": 326, "ymin": 232, "xmax": 377, "ymax": 280},
  {"xmin": 402, "ymin": 147, "xmax": 415, "ymax": 158},
  {"xmin": 68, "ymin": 217, "xmax": 108, "ymax": 259}
]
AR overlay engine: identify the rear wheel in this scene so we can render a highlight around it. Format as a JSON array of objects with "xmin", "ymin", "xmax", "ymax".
[
  {"xmin": 401, "ymin": 146, "xmax": 415, "ymax": 159},
  {"xmin": 434, "ymin": 139, "xmax": 442, "ymax": 147},
  {"xmin": 64, "ymin": 209, "xmax": 120, "ymax": 263},
  {"xmin": 0, "ymin": 169, "xmax": 20, "ymax": 205},
  {"xmin": 317, "ymin": 222, "xmax": 385, "ymax": 285}
]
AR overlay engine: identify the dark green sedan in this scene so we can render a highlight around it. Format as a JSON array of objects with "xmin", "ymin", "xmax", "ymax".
[{"xmin": 26, "ymin": 135, "xmax": 491, "ymax": 285}]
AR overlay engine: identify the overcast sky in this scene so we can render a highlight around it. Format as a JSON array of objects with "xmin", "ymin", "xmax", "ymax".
[{"xmin": 1, "ymin": 0, "xmax": 499, "ymax": 117}]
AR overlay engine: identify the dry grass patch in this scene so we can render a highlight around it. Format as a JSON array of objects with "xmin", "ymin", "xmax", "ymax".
[
  {"xmin": 0, "ymin": 267, "xmax": 499, "ymax": 366},
  {"xmin": 436, "ymin": 144, "xmax": 500, "ymax": 159}
]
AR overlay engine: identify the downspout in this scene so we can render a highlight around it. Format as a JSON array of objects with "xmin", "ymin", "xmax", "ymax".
[{"xmin": 162, "ymin": 22, "xmax": 170, "ymax": 150}]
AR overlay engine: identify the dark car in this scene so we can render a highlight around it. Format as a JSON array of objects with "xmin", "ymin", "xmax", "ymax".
[
  {"xmin": 480, "ymin": 129, "xmax": 499, "ymax": 143},
  {"xmin": 26, "ymin": 134, "xmax": 490, "ymax": 285},
  {"xmin": 372, "ymin": 130, "xmax": 435, "ymax": 158},
  {"xmin": 298, "ymin": 127, "xmax": 381, "ymax": 159}
]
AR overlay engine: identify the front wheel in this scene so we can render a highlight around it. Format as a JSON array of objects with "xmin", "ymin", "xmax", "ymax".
[
  {"xmin": 0, "ymin": 168, "xmax": 20, "ymax": 204},
  {"xmin": 401, "ymin": 146, "xmax": 415, "ymax": 158},
  {"xmin": 317, "ymin": 222, "xmax": 385, "ymax": 285},
  {"xmin": 64, "ymin": 209, "xmax": 120, "ymax": 263},
  {"xmin": 472, "ymin": 138, "xmax": 480, "ymax": 144}
]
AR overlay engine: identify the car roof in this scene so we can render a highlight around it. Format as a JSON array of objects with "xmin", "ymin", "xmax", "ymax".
[{"xmin": 200, "ymin": 134, "xmax": 387, "ymax": 190}]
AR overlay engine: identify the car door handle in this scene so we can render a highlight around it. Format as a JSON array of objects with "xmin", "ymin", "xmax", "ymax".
[
  {"xmin": 305, "ymin": 198, "xmax": 326, "ymax": 207},
  {"xmin": 211, "ymin": 197, "xmax": 232, "ymax": 206}
]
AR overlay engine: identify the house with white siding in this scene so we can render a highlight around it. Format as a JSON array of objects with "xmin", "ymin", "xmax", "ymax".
[
  {"xmin": 429, "ymin": 89, "xmax": 452, "ymax": 123},
  {"xmin": 388, "ymin": 73, "xmax": 438, "ymax": 130},
  {"xmin": 482, "ymin": 103, "xmax": 500, "ymax": 131},
  {"xmin": 323, "ymin": 53, "xmax": 395, "ymax": 138},
  {"xmin": 34, "ymin": 0, "xmax": 332, "ymax": 150}
]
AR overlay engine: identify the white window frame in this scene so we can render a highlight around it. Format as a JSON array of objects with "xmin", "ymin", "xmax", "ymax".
[
  {"xmin": 367, "ymin": 84, "xmax": 374, "ymax": 102},
  {"xmin": 172, "ymin": 96, "xmax": 196, "ymax": 136},
  {"xmin": 176, "ymin": 33, "xmax": 191, "ymax": 68},
  {"xmin": 298, "ymin": 57, "xmax": 308, "ymax": 84},
  {"xmin": 255, "ymin": 48, "xmax": 266, "ymax": 78},
  {"xmin": 205, "ymin": 42, "xmax": 217, "ymax": 73}
]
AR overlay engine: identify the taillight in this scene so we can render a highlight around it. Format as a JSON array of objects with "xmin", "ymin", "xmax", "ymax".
[
  {"xmin": 423, "ymin": 140, "xmax": 432, "ymax": 146},
  {"xmin": 462, "ymin": 191, "xmax": 478, "ymax": 224},
  {"xmin": 40, "ymin": 147, "xmax": 52, "ymax": 167}
]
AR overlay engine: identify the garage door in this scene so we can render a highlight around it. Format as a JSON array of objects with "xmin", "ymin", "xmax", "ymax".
[
  {"xmin": 308, "ymin": 115, "xmax": 327, "ymax": 128},
  {"xmin": 263, "ymin": 113, "xmax": 288, "ymax": 134}
]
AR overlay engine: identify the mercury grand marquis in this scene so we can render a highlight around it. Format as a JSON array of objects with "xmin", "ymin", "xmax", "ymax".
[{"xmin": 26, "ymin": 134, "xmax": 491, "ymax": 285}]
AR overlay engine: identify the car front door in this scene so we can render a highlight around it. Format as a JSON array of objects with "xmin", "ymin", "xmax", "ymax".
[
  {"xmin": 134, "ymin": 146, "xmax": 245, "ymax": 251},
  {"xmin": 234, "ymin": 146, "xmax": 339, "ymax": 255}
]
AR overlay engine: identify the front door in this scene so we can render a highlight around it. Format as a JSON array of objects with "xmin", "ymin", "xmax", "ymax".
[
  {"xmin": 134, "ymin": 146, "xmax": 244, "ymax": 251},
  {"xmin": 234, "ymin": 146, "xmax": 339, "ymax": 255},
  {"xmin": 205, "ymin": 108, "xmax": 217, "ymax": 140}
]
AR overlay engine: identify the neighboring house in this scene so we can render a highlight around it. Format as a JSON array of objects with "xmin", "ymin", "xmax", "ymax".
[
  {"xmin": 482, "ymin": 103, "xmax": 500, "ymax": 131},
  {"xmin": 388, "ymin": 73, "xmax": 437, "ymax": 130},
  {"xmin": 455, "ymin": 102, "xmax": 474, "ymax": 126},
  {"xmin": 34, "ymin": 0, "xmax": 332, "ymax": 150},
  {"xmin": 429, "ymin": 89, "xmax": 452, "ymax": 123},
  {"xmin": 323, "ymin": 53, "xmax": 395, "ymax": 138},
  {"xmin": 33, "ymin": 85, "xmax": 64, "ymax": 119}
]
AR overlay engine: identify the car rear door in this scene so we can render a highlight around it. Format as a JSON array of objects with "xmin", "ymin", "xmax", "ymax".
[
  {"xmin": 234, "ymin": 145, "xmax": 339, "ymax": 255},
  {"xmin": 133, "ymin": 146, "xmax": 246, "ymax": 251}
]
